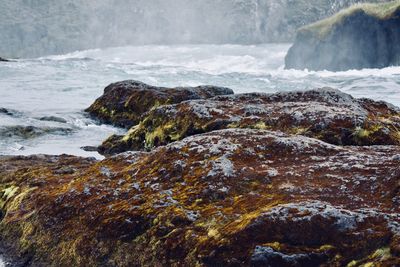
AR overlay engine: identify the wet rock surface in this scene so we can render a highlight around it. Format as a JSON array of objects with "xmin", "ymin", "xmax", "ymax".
[
  {"xmin": 85, "ymin": 80, "xmax": 234, "ymax": 128},
  {"xmin": 0, "ymin": 108, "xmax": 11, "ymax": 116},
  {"xmin": 0, "ymin": 108, "xmax": 19, "ymax": 117},
  {"xmin": 1, "ymin": 81, "xmax": 400, "ymax": 266},
  {"xmin": 285, "ymin": 2, "xmax": 400, "ymax": 71},
  {"xmin": 99, "ymin": 87, "xmax": 400, "ymax": 155},
  {"xmin": 1, "ymin": 129, "xmax": 400, "ymax": 266},
  {"xmin": 37, "ymin": 116, "xmax": 67, "ymax": 124},
  {"xmin": 0, "ymin": 126, "xmax": 73, "ymax": 139}
]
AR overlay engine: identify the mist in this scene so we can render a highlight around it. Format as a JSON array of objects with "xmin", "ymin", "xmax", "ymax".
[{"xmin": 0, "ymin": 0, "xmax": 390, "ymax": 57}]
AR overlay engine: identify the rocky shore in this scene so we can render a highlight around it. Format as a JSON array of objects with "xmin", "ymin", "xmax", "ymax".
[
  {"xmin": 1, "ymin": 81, "xmax": 400, "ymax": 266},
  {"xmin": 85, "ymin": 80, "xmax": 234, "ymax": 128},
  {"xmin": 95, "ymin": 82, "xmax": 400, "ymax": 155},
  {"xmin": 285, "ymin": 1, "xmax": 400, "ymax": 71}
]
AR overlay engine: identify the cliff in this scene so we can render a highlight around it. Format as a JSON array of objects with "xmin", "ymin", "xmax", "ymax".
[
  {"xmin": 0, "ymin": 0, "xmax": 392, "ymax": 58},
  {"xmin": 285, "ymin": 1, "xmax": 400, "ymax": 71}
]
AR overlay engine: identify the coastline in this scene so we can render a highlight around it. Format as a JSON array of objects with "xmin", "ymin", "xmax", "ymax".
[{"xmin": 0, "ymin": 83, "xmax": 399, "ymax": 266}]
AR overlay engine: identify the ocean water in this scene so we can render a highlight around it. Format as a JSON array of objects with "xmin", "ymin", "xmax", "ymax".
[{"xmin": 1, "ymin": 43, "xmax": 400, "ymax": 159}]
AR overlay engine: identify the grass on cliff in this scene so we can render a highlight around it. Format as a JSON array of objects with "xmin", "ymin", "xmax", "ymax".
[{"xmin": 300, "ymin": 0, "xmax": 400, "ymax": 38}]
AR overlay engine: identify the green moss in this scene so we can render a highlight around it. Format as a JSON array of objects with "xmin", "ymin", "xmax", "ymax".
[
  {"xmin": 263, "ymin": 242, "xmax": 281, "ymax": 251},
  {"xmin": 149, "ymin": 100, "xmax": 164, "ymax": 111},
  {"xmin": 253, "ymin": 122, "xmax": 269, "ymax": 130},
  {"xmin": 318, "ymin": 244, "xmax": 335, "ymax": 251},
  {"xmin": 227, "ymin": 121, "xmax": 270, "ymax": 130},
  {"xmin": 0, "ymin": 185, "xmax": 19, "ymax": 209},
  {"xmin": 301, "ymin": 1, "xmax": 400, "ymax": 38},
  {"xmin": 353, "ymin": 124, "xmax": 382, "ymax": 140},
  {"xmin": 144, "ymin": 121, "xmax": 181, "ymax": 149},
  {"xmin": 227, "ymin": 122, "xmax": 240, "ymax": 129},
  {"xmin": 346, "ymin": 260, "xmax": 358, "ymax": 267},
  {"xmin": 99, "ymin": 107, "xmax": 110, "ymax": 116},
  {"xmin": 369, "ymin": 247, "xmax": 391, "ymax": 261},
  {"xmin": 354, "ymin": 127, "xmax": 371, "ymax": 139},
  {"xmin": 346, "ymin": 247, "xmax": 391, "ymax": 267},
  {"xmin": 122, "ymin": 125, "xmax": 141, "ymax": 142},
  {"xmin": 290, "ymin": 126, "xmax": 311, "ymax": 135}
]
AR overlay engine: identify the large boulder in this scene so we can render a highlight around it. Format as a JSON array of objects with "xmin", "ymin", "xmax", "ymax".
[
  {"xmin": 285, "ymin": 1, "xmax": 400, "ymax": 71},
  {"xmin": 86, "ymin": 80, "xmax": 234, "ymax": 128},
  {"xmin": 99, "ymin": 87, "xmax": 400, "ymax": 155},
  {"xmin": 1, "ymin": 129, "xmax": 400, "ymax": 266}
]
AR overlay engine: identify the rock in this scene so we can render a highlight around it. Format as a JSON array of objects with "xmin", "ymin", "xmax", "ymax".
[
  {"xmin": 251, "ymin": 245, "xmax": 327, "ymax": 266},
  {"xmin": 38, "ymin": 116, "xmax": 67, "ymax": 124},
  {"xmin": 0, "ymin": 108, "xmax": 13, "ymax": 116},
  {"xmin": 0, "ymin": 57, "xmax": 9, "ymax": 62},
  {"xmin": 0, "ymin": 129, "xmax": 400, "ymax": 266},
  {"xmin": 0, "ymin": 108, "xmax": 22, "ymax": 118},
  {"xmin": 0, "ymin": 126, "xmax": 73, "ymax": 139},
  {"xmin": 2, "ymin": 0, "xmax": 389, "ymax": 58},
  {"xmin": 99, "ymin": 87, "xmax": 400, "ymax": 155},
  {"xmin": 80, "ymin": 146, "xmax": 99, "ymax": 152},
  {"xmin": 285, "ymin": 2, "xmax": 400, "ymax": 71},
  {"xmin": 85, "ymin": 80, "xmax": 234, "ymax": 128}
]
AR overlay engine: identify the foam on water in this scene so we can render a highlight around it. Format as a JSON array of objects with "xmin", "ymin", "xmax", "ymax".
[{"xmin": 1, "ymin": 44, "xmax": 400, "ymax": 157}]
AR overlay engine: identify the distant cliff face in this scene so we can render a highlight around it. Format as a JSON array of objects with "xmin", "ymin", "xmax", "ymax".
[
  {"xmin": 0, "ymin": 0, "xmax": 392, "ymax": 58},
  {"xmin": 285, "ymin": 1, "xmax": 400, "ymax": 71}
]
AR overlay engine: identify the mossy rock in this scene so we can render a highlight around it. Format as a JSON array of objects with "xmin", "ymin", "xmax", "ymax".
[
  {"xmin": 285, "ymin": 1, "xmax": 400, "ymax": 71},
  {"xmin": 1, "ymin": 129, "xmax": 400, "ymax": 266},
  {"xmin": 99, "ymin": 87, "xmax": 400, "ymax": 155},
  {"xmin": 85, "ymin": 80, "xmax": 234, "ymax": 128}
]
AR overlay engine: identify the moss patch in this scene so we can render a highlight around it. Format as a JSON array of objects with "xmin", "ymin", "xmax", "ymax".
[{"xmin": 301, "ymin": 1, "xmax": 400, "ymax": 38}]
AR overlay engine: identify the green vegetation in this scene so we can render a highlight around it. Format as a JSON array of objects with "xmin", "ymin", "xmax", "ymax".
[{"xmin": 300, "ymin": 0, "xmax": 400, "ymax": 38}]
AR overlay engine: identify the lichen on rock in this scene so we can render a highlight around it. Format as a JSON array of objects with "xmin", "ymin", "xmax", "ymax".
[
  {"xmin": 98, "ymin": 87, "xmax": 400, "ymax": 155},
  {"xmin": 1, "ymin": 129, "xmax": 400, "ymax": 266},
  {"xmin": 85, "ymin": 80, "xmax": 234, "ymax": 128}
]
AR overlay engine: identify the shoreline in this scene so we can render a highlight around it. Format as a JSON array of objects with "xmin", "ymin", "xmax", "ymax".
[{"xmin": 0, "ymin": 82, "xmax": 399, "ymax": 265}]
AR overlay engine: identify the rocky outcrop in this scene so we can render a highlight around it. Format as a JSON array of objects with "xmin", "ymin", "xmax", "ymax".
[
  {"xmin": 1, "ymin": 129, "xmax": 400, "ymax": 266},
  {"xmin": 285, "ymin": 1, "xmax": 400, "ymax": 71},
  {"xmin": 1, "ymin": 80, "xmax": 399, "ymax": 266},
  {"xmin": 1, "ymin": 0, "xmax": 392, "ymax": 58},
  {"xmin": 86, "ymin": 80, "xmax": 234, "ymax": 128},
  {"xmin": 98, "ymin": 87, "xmax": 400, "ymax": 155},
  {"xmin": 37, "ymin": 116, "xmax": 67, "ymax": 124},
  {"xmin": 0, "ymin": 108, "xmax": 13, "ymax": 116}
]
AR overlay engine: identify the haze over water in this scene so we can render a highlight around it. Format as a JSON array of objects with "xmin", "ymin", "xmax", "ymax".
[{"xmin": 0, "ymin": 43, "xmax": 400, "ymax": 159}]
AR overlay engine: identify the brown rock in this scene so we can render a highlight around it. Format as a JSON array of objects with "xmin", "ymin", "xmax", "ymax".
[
  {"xmin": 1, "ymin": 129, "xmax": 400, "ymax": 266},
  {"xmin": 85, "ymin": 80, "xmax": 234, "ymax": 128},
  {"xmin": 100, "ymin": 87, "xmax": 400, "ymax": 155}
]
